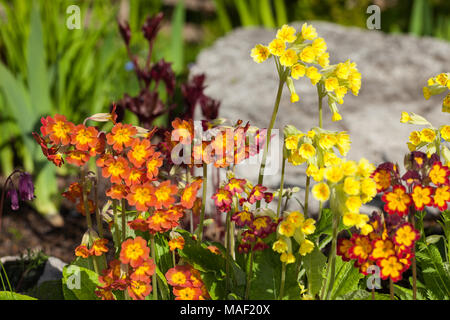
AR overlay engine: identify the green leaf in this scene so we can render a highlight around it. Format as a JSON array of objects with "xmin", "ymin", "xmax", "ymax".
[
  {"xmin": 62, "ymin": 264, "xmax": 101, "ymax": 300},
  {"xmin": 0, "ymin": 291, "xmax": 37, "ymax": 300},
  {"xmin": 32, "ymin": 280, "xmax": 64, "ymax": 300},
  {"xmin": 335, "ymin": 289, "xmax": 391, "ymax": 300},
  {"xmin": 155, "ymin": 266, "xmax": 171, "ymax": 300},
  {"xmin": 303, "ymin": 246, "xmax": 327, "ymax": 297},
  {"xmin": 329, "ymin": 256, "xmax": 364, "ymax": 299},
  {"xmin": 155, "ymin": 234, "xmax": 172, "ymax": 275}
]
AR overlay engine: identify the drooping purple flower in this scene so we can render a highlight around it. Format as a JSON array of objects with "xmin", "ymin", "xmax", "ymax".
[
  {"xmin": 118, "ymin": 20, "xmax": 131, "ymax": 45},
  {"xmin": 18, "ymin": 172, "xmax": 35, "ymax": 201},
  {"xmin": 142, "ymin": 13, "xmax": 164, "ymax": 43},
  {"xmin": 7, "ymin": 188, "xmax": 19, "ymax": 211}
]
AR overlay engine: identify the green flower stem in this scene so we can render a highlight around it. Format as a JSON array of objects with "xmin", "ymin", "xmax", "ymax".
[
  {"xmin": 410, "ymin": 207, "xmax": 418, "ymax": 300},
  {"xmin": 279, "ymin": 262, "xmax": 286, "ymax": 300},
  {"xmin": 112, "ymin": 200, "xmax": 120, "ymax": 248},
  {"xmin": 317, "ymin": 84, "xmax": 323, "ymax": 128},
  {"xmin": 197, "ymin": 164, "xmax": 208, "ymax": 242},
  {"xmin": 225, "ymin": 209, "xmax": 232, "ymax": 293},
  {"xmin": 325, "ymin": 207, "xmax": 339, "ymax": 300},
  {"xmin": 94, "ymin": 181, "xmax": 103, "ymax": 238},
  {"xmin": 81, "ymin": 172, "xmax": 99, "ymax": 275},
  {"xmin": 390, "ymin": 278, "xmax": 394, "ymax": 300},
  {"xmin": 150, "ymin": 235, "xmax": 158, "ymax": 300},
  {"xmin": 277, "ymin": 149, "xmax": 287, "ymax": 218},
  {"xmin": 304, "ymin": 176, "xmax": 310, "ymax": 217},
  {"xmin": 244, "ymin": 246, "xmax": 255, "ymax": 300},
  {"xmin": 257, "ymin": 78, "xmax": 285, "ymax": 209},
  {"xmin": 121, "ymin": 199, "xmax": 127, "ymax": 243}
]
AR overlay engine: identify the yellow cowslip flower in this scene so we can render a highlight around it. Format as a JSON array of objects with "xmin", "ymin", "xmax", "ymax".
[
  {"xmin": 409, "ymin": 130, "xmax": 421, "ymax": 146},
  {"xmin": 299, "ymin": 239, "xmax": 314, "ymax": 256},
  {"xmin": 345, "ymin": 196, "xmax": 362, "ymax": 213},
  {"xmin": 325, "ymin": 166, "xmax": 344, "ymax": 183},
  {"xmin": 301, "ymin": 23, "xmax": 317, "ymax": 40},
  {"xmin": 291, "ymin": 63, "xmax": 306, "ymax": 79},
  {"xmin": 420, "ymin": 128, "xmax": 436, "ymax": 143},
  {"xmin": 301, "ymin": 218, "xmax": 316, "ymax": 235},
  {"xmin": 307, "ymin": 130, "xmax": 315, "ymax": 138},
  {"xmin": 357, "ymin": 158, "xmax": 375, "ymax": 178},
  {"xmin": 251, "ymin": 44, "xmax": 270, "ymax": 63},
  {"xmin": 423, "ymin": 86, "xmax": 431, "ymax": 100},
  {"xmin": 299, "ymin": 143, "xmax": 316, "ymax": 159},
  {"xmin": 348, "ymin": 70, "xmax": 362, "ymax": 95},
  {"xmin": 317, "ymin": 52, "xmax": 329, "ymax": 68},
  {"xmin": 444, "ymin": 94, "xmax": 450, "ymax": 113},
  {"xmin": 360, "ymin": 223, "xmax": 373, "ymax": 236},
  {"xmin": 285, "ymin": 134, "xmax": 301, "ymax": 150},
  {"xmin": 360, "ymin": 178, "xmax": 377, "ymax": 199},
  {"xmin": 436, "ymin": 73, "xmax": 448, "ymax": 86},
  {"xmin": 311, "ymin": 182, "xmax": 330, "ymax": 201},
  {"xmin": 276, "ymin": 24, "xmax": 297, "ymax": 43},
  {"xmin": 299, "ymin": 46, "xmax": 315, "ymax": 63},
  {"xmin": 400, "ymin": 111, "xmax": 411, "ymax": 123},
  {"xmin": 335, "ymin": 86, "xmax": 348, "ymax": 100},
  {"xmin": 319, "ymin": 133, "xmax": 337, "ymax": 150},
  {"xmin": 280, "ymin": 252, "xmax": 296, "ymax": 264},
  {"xmin": 440, "ymin": 125, "xmax": 450, "ymax": 141},
  {"xmin": 272, "ymin": 238, "xmax": 288, "ymax": 253},
  {"xmin": 332, "ymin": 112, "xmax": 342, "ymax": 122},
  {"xmin": 324, "ymin": 77, "xmax": 339, "ymax": 92},
  {"xmin": 341, "ymin": 160, "xmax": 357, "ymax": 176},
  {"xmin": 343, "ymin": 177, "xmax": 360, "ymax": 195},
  {"xmin": 306, "ymin": 66, "xmax": 322, "ymax": 85},
  {"xmin": 268, "ymin": 38, "xmax": 286, "ymax": 56},
  {"xmin": 291, "ymin": 93, "xmax": 299, "ymax": 103},
  {"xmin": 323, "ymin": 152, "xmax": 341, "ymax": 167},
  {"xmin": 335, "ymin": 131, "xmax": 351, "ymax": 156},
  {"xmin": 287, "ymin": 211, "xmax": 305, "ymax": 228},
  {"xmin": 288, "ymin": 149, "xmax": 307, "ymax": 166},
  {"xmin": 335, "ymin": 62, "xmax": 350, "ymax": 79},
  {"xmin": 280, "ymin": 48, "xmax": 298, "ymax": 67},
  {"xmin": 279, "ymin": 220, "xmax": 295, "ymax": 237},
  {"xmin": 311, "ymin": 37, "xmax": 327, "ymax": 55},
  {"xmin": 342, "ymin": 212, "xmax": 359, "ymax": 227},
  {"xmin": 307, "ymin": 164, "xmax": 325, "ymax": 182}
]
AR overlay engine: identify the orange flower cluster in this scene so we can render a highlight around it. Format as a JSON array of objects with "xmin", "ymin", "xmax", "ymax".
[
  {"xmin": 95, "ymin": 236, "xmax": 156, "ymax": 300},
  {"xmin": 128, "ymin": 204, "xmax": 185, "ymax": 235},
  {"xmin": 374, "ymin": 152, "xmax": 450, "ymax": 216},
  {"xmin": 338, "ymin": 212, "xmax": 419, "ymax": 282},
  {"xmin": 165, "ymin": 264, "xmax": 210, "ymax": 300},
  {"xmin": 75, "ymin": 238, "xmax": 109, "ymax": 259},
  {"xmin": 163, "ymin": 119, "xmax": 266, "ymax": 168}
]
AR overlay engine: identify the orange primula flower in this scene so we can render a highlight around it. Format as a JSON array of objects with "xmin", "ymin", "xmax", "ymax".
[
  {"xmin": 382, "ymin": 185, "xmax": 411, "ymax": 216},
  {"xmin": 377, "ymin": 256, "xmax": 404, "ymax": 282},
  {"xmin": 130, "ymin": 259, "xmax": 156, "ymax": 282},
  {"xmin": 124, "ymin": 168, "xmax": 146, "ymax": 187},
  {"xmin": 166, "ymin": 266, "xmax": 192, "ymax": 288},
  {"xmin": 106, "ymin": 184, "xmax": 129, "ymax": 200},
  {"xmin": 171, "ymin": 118, "xmax": 194, "ymax": 145},
  {"xmin": 337, "ymin": 238, "xmax": 354, "ymax": 262},
  {"xmin": 62, "ymin": 182, "xmax": 83, "ymax": 203},
  {"xmin": 372, "ymin": 169, "xmax": 391, "ymax": 192},
  {"xmin": 71, "ymin": 124, "xmax": 99, "ymax": 151},
  {"xmin": 146, "ymin": 152, "xmax": 164, "ymax": 180},
  {"xmin": 207, "ymin": 245, "xmax": 221, "ymax": 255},
  {"xmin": 127, "ymin": 138, "xmax": 153, "ymax": 168},
  {"xmin": 95, "ymin": 288, "xmax": 115, "ymax": 300},
  {"xmin": 96, "ymin": 153, "xmax": 113, "ymax": 168},
  {"xmin": 173, "ymin": 287, "xmax": 203, "ymax": 300},
  {"xmin": 102, "ymin": 157, "xmax": 129, "ymax": 184},
  {"xmin": 181, "ymin": 179, "xmax": 202, "ymax": 209},
  {"xmin": 370, "ymin": 239, "xmax": 395, "ymax": 261},
  {"xmin": 106, "ymin": 123, "xmax": 137, "ymax": 152},
  {"xmin": 348, "ymin": 235, "xmax": 372, "ymax": 264},
  {"xmin": 75, "ymin": 245, "xmax": 91, "ymax": 258},
  {"xmin": 65, "ymin": 150, "xmax": 90, "ymax": 166},
  {"xmin": 90, "ymin": 238, "xmax": 109, "ymax": 256},
  {"xmin": 147, "ymin": 210, "xmax": 173, "ymax": 233},
  {"xmin": 393, "ymin": 223, "xmax": 420, "ymax": 248},
  {"xmin": 411, "ymin": 185, "xmax": 433, "ymax": 210},
  {"xmin": 429, "ymin": 161, "xmax": 449, "ymax": 186},
  {"xmin": 127, "ymin": 280, "xmax": 152, "ymax": 300},
  {"xmin": 127, "ymin": 183, "xmax": 155, "ymax": 212},
  {"xmin": 128, "ymin": 213, "xmax": 149, "ymax": 232},
  {"xmin": 151, "ymin": 181, "xmax": 178, "ymax": 209},
  {"xmin": 433, "ymin": 185, "xmax": 450, "ymax": 211},
  {"xmin": 120, "ymin": 236, "xmax": 150, "ymax": 268},
  {"xmin": 89, "ymin": 132, "xmax": 106, "ymax": 157},
  {"xmin": 168, "ymin": 236, "xmax": 185, "ymax": 251},
  {"xmin": 76, "ymin": 199, "xmax": 95, "ymax": 216},
  {"xmin": 41, "ymin": 114, "xmax": 75, "ymax": 146}
]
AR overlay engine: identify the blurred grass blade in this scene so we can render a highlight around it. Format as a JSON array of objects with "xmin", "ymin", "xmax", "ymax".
[
  {"xmin": 274, "ymin": 0, "xmax": 288, "ymax": 27},
  {"xmin": 259, "ymin": 0, "xmax": 275, "ymax": 28},
  {"xmin": 168, "ymin": 0, "xmax": 185, "ymax": 74},
  {"xmin": 234, "ymin": 0, "xmax": 255, "ymax": 26},
  {"xmin": 409, "ymin": 0, "xmax": 424, "ymax": 36},
  {"xmin": 213, "ymin": 0, "xmax": 233, "ymax": 33}
]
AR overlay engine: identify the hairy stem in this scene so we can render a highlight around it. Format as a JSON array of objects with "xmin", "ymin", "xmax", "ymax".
[
  {"xmin": 150, "ymin": 235, "xmax": 158, "ymax": 300},
  {"xmin": 279, "ymin": 262, "xmax": 286, "ymax": 300},
  {"xmin": 197, "ymin": 164, "xmax": 208, "ymax": 242}
]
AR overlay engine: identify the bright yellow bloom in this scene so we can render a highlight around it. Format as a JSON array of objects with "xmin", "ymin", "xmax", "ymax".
[
  {"xmin": 279, "ymin": 220, "xmax": 295, "ymax": 237},
  {"xmin": 268, "ymin": 38, "xmax": 286, "ymax": 56},
  {"xmin": 441, "ymin": 125, "xmax": 450, "ymax": 141},
  {"xmin": 335, "ymin": 62, "xmax": 350, "ymax": 79},
  {"xmin": 251, "ymin": 44, "xmax": 270, "ymax": 63},
  {"xmin": 285, "ymin": 134, "xmax": 301, "ymax": 150},
  {"xmin": 335, "ymin": 132, "xmax": 351, "ymax": 156},
  {"xmin": 317, "ymin": 52, "xmax": 329, "ymax": 67},
  {"xmin": 319, "ymin": 134, "xmax": 337, "ymax": 150},
  {"xmin": 307, "ymin": 164, "xmax": 325, "ymax": 182},
  {"xmin": 312, "ymin": 182, "xmax": 330, "ymax": 201},
  {"xmin": 400, "ymin": 111, "xmax": 411, "ymax": 123},
  {"xmin": 325, "ymin": 166, "xmax": 344, "ymax": 183},
  {"xmin": 276, "ymin": 24, "xmax": 297, "ymax": 43},
  {"xmin": 299, "ymin": 240, "xmax": 314, "ymax": 256},
  {"xmin": 343, "ymin": 177, "xmax": 360, "ymax": 195},
  {"xmin": 323, "ymin": 152, "xmax": 341, "ymax": 167},
  {"xmin": 436, "ymin": 73, "xmax": 448, "ymax": 86},
  {"xmin": 299, "ymin": 46, "xmax": 315, "ymax": 63},
  {"xmin": 301, "ymin": 23, "xmax": 317, "ymax": 40},
  {"xmin": 335, "ymin": 86, "xmax": 348, "ymax": 100},
  {"xmin": 287, "ymin": 211, "xmax": 305, "ymax": 228},
  {"xmin": 345, "ymin": 196, "xmax": 362, "ymax": 213},
  {"xmin": 342, "ymin": 212, "xmax": 368, "ymax": 228},
  {"xmin": 272, "ymin": 238, "xmax": 288, "ymax": 253},
  {"xmin": 332, "ymin": 112, "xmax": 342, "ymax": 122},
  {"xmin": 280, "ymin": 252, "xmax": 296, "ymax": 264},
  {"xmin": 288, "ymin": 149, "xmax": 307, "ymax": 166},
  {"xmin": 341, "ymin": 160, "xmax": 357, "ymax": 176},
  {"xmin": 301, "ymin": 218, "xmax": 316, "ymax": 235},
  {"xmin": 311, "ymin": 37, "xmax": 327, "ymax": 55},
  {"xmin": 423, "ymin": 86, "xmax": 431, "ymax": 100},
  {"xmin": 280, "ymin": 48, "xmax": 298, "ymax": 67},
  {"xmin": 357, "ymin": 158, "xmax": 375, "ymax": 178},
  {"xmin": 291, "ymin": 92, "xmax": 300, "ymax": 103},
  {"xmin": 291, "ymin": 63, "xmax": 306, "ymax": 79},
  {"xmin": 360, "ymin": 178, "xmax": 377, "ymax": 201},
  {"xmin": 299, "ymin": 143, "xmax": 316, "ymax": 159},
  {"xmin": 306, "ymin": 66, "xmax": 322, "ymax": 85},
  {"xmin": 420, "ymin": 128, "xmax": 436, "ymax": 143},
  {"xmin": 409, "ymin": 131, "xmax": 421, "ymax": 146},
  {"xmin": 324, "ymin": 77, "xmax": 339, "ymax": 92}
]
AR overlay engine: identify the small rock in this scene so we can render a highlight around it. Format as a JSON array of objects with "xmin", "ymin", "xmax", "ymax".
[{"xmin": 37, "ymin": 257, "xmax": 67, "ymax": 287}]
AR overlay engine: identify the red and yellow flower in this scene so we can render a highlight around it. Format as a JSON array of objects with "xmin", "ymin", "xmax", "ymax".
[
  {"xmin": 393, "ymin": 223, "xmax": 420, "ymax": 248},
  {"xmin": 370, "ymin": 239, "xmax": 395, "ymax": 261},
  {"xmin": 433, "ymin": 185, "xmax": 450, "ymax": 210},
  {"xmin": 151, "ymin": 181, "xmax": 178, "ymax": 209},
  {"xmin": 106, "ymin": 184, "xmax": 129, "ymax": 200},
  {"xmin": 41, "ymin": 114, "xmax": 75, "ymax": 146},
  {"xmin": 130, "ymin": 259, "xmax": 156, "ymax": 282},
  {"xmin": 181, "ymin": 179, "xmax": 202, "ymax": 209},
  {"xmin": 127, "ymin": 138, "xmax": 153, "ymax": 168},
  {"xmin": 212, "ymin": 188, "xmax": 232, "ymax": 212},
  {"xmin": 429, "ymin": 161, "xmax": 449, "ymax": 186},
  {"xmin": 106, "ymin": 123, "xmax": 137, "ymax": 152},
  {"xmin": 165, "ymin": 266, "xmax": 192, "ymax": 288},
  {"xmin": 119, "ymin": 236, "xmax": 150, "ymax": 268},
  {"xmin": 127, "ymin": 280, "xmax": 152, "ymax": 300},
  {"xmin": 71, "ymin": 124, "xmax": 99, "ymax": 151},
  {"xmin": 102, "ymin": 157, "xmax": 129, "ymax": 184},
  {"xmin": 127, "ymin": 183, "xmax": 155, "ymax": 212},
  {"xmin": 65, "ymin": 150, "xmax": 90, "ymax": 167},
  {"xmin": 75, "ymin": 245, "xmax": 91, "ymax": 258},
  {"xmin": 411, "ymin": 185, "xmax": 433, "ymax": 210},
  {"xmin": 348, "ymin": 235, "xmax": 372, "ymax": 264},
  {"xmin": 382, "ymin": 185, "xmax": 411, "ymax": 216},
  {"xmin": 146, "ymin": 152, "xmax": 164, "ymax": 180},
  {"xmin": 168, "ymin": 236, "xmax": 185, "ymax": 251},
  {"xmin": 377, "ymin": 255, "xmax": 404, "ymax": 282},
  {"xmin": 90, "ymin": 238, "xmax": 109, "ymax": 256}
]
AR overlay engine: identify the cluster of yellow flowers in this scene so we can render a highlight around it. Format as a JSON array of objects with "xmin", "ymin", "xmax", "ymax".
[
  {"xmin": 401, "ymin": 111, "xmax": 450, "ymax": 164},
  {"xmin": 250, "ymin": 23, "xmax": 362, "ymax": 121},
  {"xmin": 283, "ymin": 125, "xmax": 351, "ymax": 168},
  {"xmin": 273, "ymin": 211, "xmax": 316, "ymax": 263},
  {"xmin": 310, "ymin": 157, "xmax": 377, "ymax": 234},
  {"xmin": 423, "ymin": 72, "xmax": 450, "ymax": 113}
]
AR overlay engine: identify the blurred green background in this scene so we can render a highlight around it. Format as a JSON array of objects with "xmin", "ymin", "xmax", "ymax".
[{"xmin": 0, "ymin": 0, "xmax": 448, "ymax": 221}]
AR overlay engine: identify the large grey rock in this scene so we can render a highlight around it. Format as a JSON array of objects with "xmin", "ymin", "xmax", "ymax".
[
  {"xmin": 192, "ymin": 22, "xmax": 450, "ymax": 213},
  {"xmin": 36, "ymin": 257, "xmax": 67, "ymax": 286}
]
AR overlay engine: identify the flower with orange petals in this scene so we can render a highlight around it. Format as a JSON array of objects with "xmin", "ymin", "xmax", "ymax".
[
  {"xmin": 433, "ymin": 185, "xmax": 450, "ymax": 210},
  {"xmin": 41, "ymin": 114, "xmax": 75, "ymax": 146},
  {"xmin": 171, "ymin": 118, "xmax": 194, "ymax": 145},
  {"xmin": 32, "ymin": 132, "xmax": 64, "ymax": 167},
  {"xmin": 169, "ymin": 236, "xmax": 185, "ymax": 251},
  {"xmin": 102, "ymin": 157, "xmax": 129, "ymax": 184},
  {"xmin": 212, "ymin": 188, "xmax": 232, "ymax": 212},
  {"xmin": 166, "ymin": 266, "xmax": 192, "ymax": 288},
  {"xmin": 372, "ymin": 169, "xmax": 391, "ymax": 192},
  {"xmin": 382, "ymin": 185, "xmax": 411, "ymax": 216},
  {"xmin": 181, "ymin": 179, "xmax": 202, "ymax": 209},
  {"xmin": 147, "ymin": 210, "xmax": 174, "ymax": 233},
  {"xmin": 207, "ymin": 245, "xmax": 221, "ymax": 255},
  {"xmin": 75, "ymin": 245, "xmax": 91, "ymax": 258},
  {"xmin": 95, "ymin": 288, "xmax": 115, "ymax": 300},
  {"xmin": 151, "ymin": 181, "xmax": 178, "ymax": 209},
  {"xmin": 71, "ymin": 124, "xmax": 99, "ymax": 151},
  {"xmin": 124, "ymin": 168, "xmax": 146, "ymax": 187},
  {"xmin": 106, "ymin": 123, "xmax": 137, "ymax": 152},
  {"xmin": 130, "ymin": 259, "xmax": 156, "ymax": 282},
  {"xmin": 393, "ymin": 223, "xmax": 420, "ymax": 248},
  {"xmin": 337, "ymin": 238, "xmax": 354, "ymax": 262},
  {"xmin": 89, "ymin": 132, "xmax": 106, "ymax": 157},
  {"xmin": 90, "ymin": 238, "xmax": 109, "ymax": 256},
  {"xmin": 127, "ymin": 280, "xmax": 152, "ymax": 300},
  {"xmin": 106, "ymin": 184, "xmax": 129, "ymax": 200},
  {"xmin": 429, "ymin": 161, "xmax": 449, "ymax": 186},
  {"xmin": 377, "ymin": 255, "xmax": 404, "ymax": 282},
  {"xmin": 146, "ymin": 152, "xmax": 164, "ymax": 180},
  {"xmin": 411, "ymin": 185, "xmax": 433, "ymax": 210},
  {"xmin": 76, "ymin": 199, "xmax": 95, "ymax": 216},
  {"xmin": 62, "ymin": 182, "xmax": 83, "ymax": 203},
  {"xmin": 128, "ymin": 214, "xmax": 149, "ymax": 232},
  {"xmin": 127, "ymin": 183, "xmax": 155, "ymax": 212},
  {"xmin": 120, "ymin": 236, "xmax": 150, "ymax": 268},
  {"xmin": 173, "ymin": 286, "xmax": 202, "ymax": 300},
  {"xmin": 370, "ymin": 239, "xmax": 395, "ymax": 261},
  {"xmin": 127, "ymin": 139, "xmax": 153, "ymax": 168},
  {"xmin": 348, "ymin": 235, "xmax": 372, "ymax": 264},
  {"xmin": 65, "ymin": 150, "xmax": 90, "ymax": 167}
]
